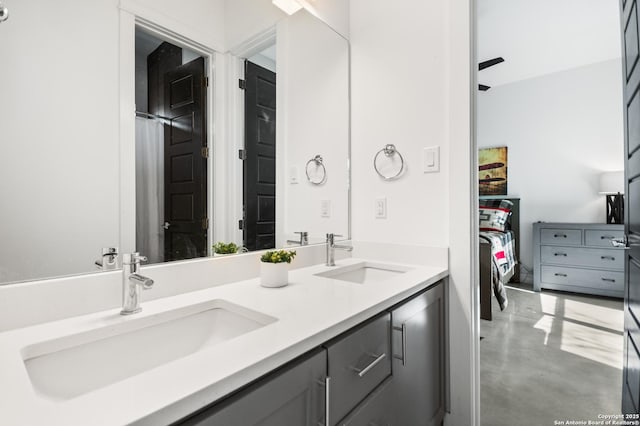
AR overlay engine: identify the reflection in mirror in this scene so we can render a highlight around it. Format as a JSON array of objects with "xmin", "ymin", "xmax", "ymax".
[
  {"xmin": 0, "ymin": 2, "xmax": 350, "ymax": 285},
  {"xmin": 0, "ymin": 0, "xmax": 120, "ymax": 285},
  {"xmin": 134, "ymin": 29, "xmax": 208, "ymax": 264}
]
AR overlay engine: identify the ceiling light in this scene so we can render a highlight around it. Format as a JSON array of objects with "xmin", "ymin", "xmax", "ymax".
[{"xmin": 272, "ymin": 0, "xmax": 302, "ymax": 15}]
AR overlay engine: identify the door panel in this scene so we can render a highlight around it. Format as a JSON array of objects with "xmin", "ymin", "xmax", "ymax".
[
  {"xmin": 623, "ymin": 0, "xmax": 640, "ymax": 414},
  {"xmin": 244, "ymin": 61, "xmax": 277, "ymax": 251},
  {"xmin": 163, "ymin": 57, "xmax": 207, "ymax": 261}
]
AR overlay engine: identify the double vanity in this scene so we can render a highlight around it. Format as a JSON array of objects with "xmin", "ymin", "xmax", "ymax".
[{"xmin": 0, "ymin": 243, "xmax": 448, "ymax": 425}]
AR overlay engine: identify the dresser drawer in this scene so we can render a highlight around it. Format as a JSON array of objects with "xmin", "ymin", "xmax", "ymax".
[
  {"xmin": 327, "ymin": 313, "xmax": 391, "ymax": 425},
  {"xmin": 540, "ymin": 228, "xmax": 582, "ymax": 246},
  {"xmin": 585, "ymin": 229, "xmax": 624, "ymax": 247},
  {"xmin": 540, "ymin": 245, "xmax": 624, "ymax": 270},
  {"xmin": 541, "ymin": 266, "xmax": 624, "ymax": 291}
]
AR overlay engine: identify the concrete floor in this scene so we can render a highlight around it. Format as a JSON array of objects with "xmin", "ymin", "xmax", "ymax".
[{"xmin": 481, "ymin": 282, "xmax": 624, "ymax": 426}]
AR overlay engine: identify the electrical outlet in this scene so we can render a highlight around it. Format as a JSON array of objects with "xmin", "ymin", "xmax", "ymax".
[
  {"xmin": 375, "ymin": 197, "xmax": 387, "ymax": 219},
  {"xmin": 321, "ymin": 200, "xmax": 331, "ymax": 218}
]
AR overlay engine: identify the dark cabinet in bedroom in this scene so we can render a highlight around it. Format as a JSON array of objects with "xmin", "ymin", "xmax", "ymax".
[{"xmin": 533, "ymin": 222, "xmax": 624, "ymax": 298}]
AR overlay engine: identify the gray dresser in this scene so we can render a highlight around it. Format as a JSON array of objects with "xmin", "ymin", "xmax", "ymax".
[{"xmin": 533, "ymin": 222, "xmax": 624, "ymax": 298}]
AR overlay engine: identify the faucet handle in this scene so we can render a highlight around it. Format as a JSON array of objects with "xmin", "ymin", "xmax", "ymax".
[{"xmin": 123, "ymin": 252, "xmax": 148, "ymax": 265}]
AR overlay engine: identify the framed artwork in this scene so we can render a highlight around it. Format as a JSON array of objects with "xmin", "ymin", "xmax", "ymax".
[{"xmin": 479, "ymin": 147, "xmax": 508, "ymax": 196}]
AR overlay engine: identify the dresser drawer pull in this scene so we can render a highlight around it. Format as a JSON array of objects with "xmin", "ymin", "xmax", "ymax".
[
  {"xmin": 601, "ymin": 256, "xmax": 616, "ymax": 261},
  {"xmin": 601, "ymin": 235, "xmax": 616, "ymax": 240},
  {"xmin": 350, "ymin": 353, "xmax": 387, "ymax": 378},
  {"xmin": 554, "ymin": 253, "xmax": 567, "ymax": 257},
  {"xmin": 554, "ymin": 273, "xmax": 568, "ymax": 277},
  {"xmin": 602, "ymin": 278, "xmax": 616, "ymax": 283},
  {"xmin": 554, "ymin": 234, "xmax": 568, "ymax": 238}
]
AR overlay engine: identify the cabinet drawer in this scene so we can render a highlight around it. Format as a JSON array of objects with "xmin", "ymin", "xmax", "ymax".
[
  {"xmin": 540, "ymin": 228, "xmax": 582, "ymax": 245},
  {"xmin": 541, "ymin": 245, "xmax": 623, "ymax": 270},
  {"xmin": 339, "ymin": 378, "xmax": 393, "ymax": 426},
  {"xmin": 585, "ymin": 229, "xmax": 624, "ymax": 247},
  {"xmin": 541, "ymin": 266, "xmax": 624, "ymax": 291},
  {"xmin": 327, "ymin": 313, "xmax": 391, "ymax": 425}
]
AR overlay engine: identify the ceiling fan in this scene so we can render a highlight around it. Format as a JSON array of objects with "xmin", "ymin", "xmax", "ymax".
[{"xmin": 478, "ymin": 57, "xmax": 504, "ymax": 91}]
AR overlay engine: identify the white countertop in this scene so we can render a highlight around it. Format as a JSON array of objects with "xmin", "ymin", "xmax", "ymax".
[{"xmin": 0, "ymin": 258, "xmax": 447, "ymax": 426}]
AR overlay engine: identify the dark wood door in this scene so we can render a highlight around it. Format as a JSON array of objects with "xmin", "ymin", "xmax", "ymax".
[
  {"xmin": 243, "ymin": 61, "xmax": 276, "ymax": 251},
  {"xmin": 163, "ymin": 57, "xmax": 208, "ymax": 261},
  {"xmin": 622, "ymin": 0, "xmax": 640, "ymax": 414}
]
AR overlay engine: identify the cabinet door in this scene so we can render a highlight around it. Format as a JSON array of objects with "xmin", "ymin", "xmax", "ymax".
[
  {"xmin": 178, "ymin": 348, "xmax": 327, "ymax": 426},
  {"xmin": 390, "ymin": 281, "xmax": 445, "ymax": 426}
]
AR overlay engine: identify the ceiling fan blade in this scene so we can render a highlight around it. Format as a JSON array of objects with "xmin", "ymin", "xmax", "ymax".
[
  {"xmin": 479, "ymin": 84, "xmax": 491, "ymax": 91},
  {"xmin": 479, "ymin": 57, "xmax": 504, "ymax": 71}
]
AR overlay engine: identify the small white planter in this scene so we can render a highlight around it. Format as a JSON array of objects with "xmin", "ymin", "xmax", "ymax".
[
  {"xmin": 260, "ymin": 262, "xmax": 289, "ymax": 288},
  {"xmin": 213, "ymin": 252, "xmax": 236, "ymax": 257}
]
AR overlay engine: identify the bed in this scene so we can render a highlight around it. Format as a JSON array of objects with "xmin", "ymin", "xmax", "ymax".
[{"xmin": 479, "ymin": 197, "xmax": 520, "ymax": 321}]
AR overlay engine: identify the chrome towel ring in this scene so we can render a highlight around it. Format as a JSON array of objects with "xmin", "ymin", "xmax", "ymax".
[
  {"xmin": 0, "ymin": 3, "xmax": 8, "ymax": 22},
  {"xmin": 305, "ymin": 155, "xmax": 327, "ymax": 185},
  {"xmin": 374, "ymin": 144, "xmax": 405, "ymax": 180}
]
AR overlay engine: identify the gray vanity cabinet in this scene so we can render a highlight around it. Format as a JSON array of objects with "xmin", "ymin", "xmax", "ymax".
[
  {"xmin": 390, "ymin": 281, "xmax": 445, "ymax": 426},
  {"xmin": 178, "ymin": 348, "xmax": 327, "ymax": 426}
]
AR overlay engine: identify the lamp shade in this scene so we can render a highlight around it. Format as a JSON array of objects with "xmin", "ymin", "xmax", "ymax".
[{"xmin": 598, "ymin": 171, "xmax": 624, "ymax": 194}]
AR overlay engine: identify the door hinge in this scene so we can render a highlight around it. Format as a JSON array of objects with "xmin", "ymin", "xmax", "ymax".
[
  {"xmin": 238, "ymin": 149, "xmax": 247, "ymax": 160},
  {"xmin": 202, "ymin": 217, "xmax": 209, "ymax": 230},
  {"xmin": 239, "ymin": 79, "xmax": 246, "ymax": 90},
  {"xmin": 238, "ymin": 219, "xmax": 244, "ymax": 230},
  {"xmin": 201, "ymin": 147, "xmax": 209, "ymax": 159}
]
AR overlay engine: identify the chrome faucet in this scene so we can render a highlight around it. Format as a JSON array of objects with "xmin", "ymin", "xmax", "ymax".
[
  {"xmin": 326, "ymin": 233, "xmax": 353, "ymax": 266},
  {"xmin": 120, "ymin": 253, "xmax": 154, "ymax": 315},
  {"xmin": 287, "ymin": 231, "xmax": 309, "ymax": 246},
  {"xmin": 95, "ymin": 247, "xmax": 119, "ymax": 271}
]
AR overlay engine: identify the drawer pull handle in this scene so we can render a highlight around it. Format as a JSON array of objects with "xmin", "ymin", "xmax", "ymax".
[
  {"xmin": 554, "ymin": 253, "xmax": 567, "ymax": 257},
  {"xmin": 601, "ymin": 235, "xmax": 616, "ymax": 239},
  {"xmin": 554, "ymin": 234, "xmax": 568, "ymax": 238},
  {"xmin": 555, "ymin": 273, "xmax": 568, "ymax": 277},
  {"xmin": 325, "ymin": 377, "xmax": 330, "ymax": 426},
  {"xmin": 602, "ymin": 278, "xmax": 616, "ymax": 283},
  {"xmin": 350, "ymin": 353, "xmax": 387, "ymax": 378},
  {"xmin": 601, "ymin": 256, "xmax": 616, "ymax": 261},
  {"xmin": 393, "ymin": 324, "xmax": 407, "ymax": 366}
]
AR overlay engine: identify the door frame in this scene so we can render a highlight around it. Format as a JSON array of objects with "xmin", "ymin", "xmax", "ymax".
[
  {"xmin": 227, "ymin": 27, "xmax": 278, "ymax": 247},
  {"xmin": 118, "ymin": 8, "xmax": 218, "ymax": 258}
]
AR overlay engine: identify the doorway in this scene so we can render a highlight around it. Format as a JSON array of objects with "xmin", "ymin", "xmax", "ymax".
[
  {"xmin": 475, "ymin": 1, "xmax": 626, "ymax": 423},
  {"xmin": 134, "ymin": 28, "xmax": 208, "ymax": 263}
]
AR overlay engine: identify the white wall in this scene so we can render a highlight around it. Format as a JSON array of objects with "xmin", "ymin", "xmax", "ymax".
[
  {"xmin": 350, "ymin": 0, "xmax": 449, "ymax": 247},
  {"xmin": 277, "ymin": 10, "xmax": 350, "ymax": 245},
  {"xmin": 350, "ymin": 0, "xmax": 477, "ymax": 424},
  {"xmin": 478, "ymin": 59, "xmax": 624, "ymax": 270}
]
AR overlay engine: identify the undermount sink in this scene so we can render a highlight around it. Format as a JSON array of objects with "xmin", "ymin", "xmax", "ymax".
[
  {"xmin": 315, "ymin": 262, "xmax": 412, "ymax": 284},
  {"xmin": 21, "ymin": 299, "xmax": 277, "ymax": 401}
]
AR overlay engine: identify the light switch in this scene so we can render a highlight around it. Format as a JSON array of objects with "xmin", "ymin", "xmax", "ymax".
[
  {"xmin": 375, "ymin": 197, "xmax": 387, "ymax": 219},
  {"xmin": 289, "ymin": 166, "xmax": 299, "ymax": 184},
  {"xmin": 423, "ymin": 146, "xmax": 440, "ymax": 173},
  {"xmin": 321, "ymin": 200, "xmax": 331, "ymax": 218}
]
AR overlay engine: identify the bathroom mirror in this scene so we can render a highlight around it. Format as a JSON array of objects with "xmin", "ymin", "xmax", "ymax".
[{"xmin": 0, "ymin": 1, "xmax": 349, "ymax": 284}]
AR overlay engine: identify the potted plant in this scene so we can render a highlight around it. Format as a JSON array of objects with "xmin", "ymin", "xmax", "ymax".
[
  {"xmin": 260, "ymin": 249, "xmax": 297, "ymax": 288},
  {"xmin": 213, "ymin": 242, "xmax": 240, "ymax": 256}
]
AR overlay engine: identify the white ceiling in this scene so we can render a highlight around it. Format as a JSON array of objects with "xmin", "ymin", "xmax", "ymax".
[{"xmin": 478, "ymin": 0, "xmax": 622, "ymax": 88}]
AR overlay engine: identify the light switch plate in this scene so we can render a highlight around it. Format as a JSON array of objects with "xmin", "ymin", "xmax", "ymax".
[
  {"xmin": 321, "ymin": 200, "xmax": 331, "ymax": 218},
  {"xmin": 423, "ymin": 146, "xmax": 440, "ymax": 173},
  {"xmin": 375, "ymin": 197, "xmax": 387, "ymax": 219},
  {"xmin": 289, "ymin": 166, "xmax": 299, "ymax": 184}
]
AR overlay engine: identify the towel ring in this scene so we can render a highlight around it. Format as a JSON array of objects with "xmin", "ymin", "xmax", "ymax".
[
  {"xmin": 374, "ymin": 144, "xmax": 405, "ymax": 180},
  {"xmin": 0, "ymin": 3, "xmax": 9, "ymax": 22},
  {"xmin": 305, "ymin": 155, "xmax": 327, "ymax": 185}
]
